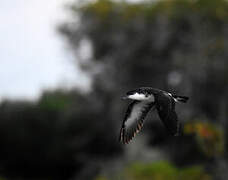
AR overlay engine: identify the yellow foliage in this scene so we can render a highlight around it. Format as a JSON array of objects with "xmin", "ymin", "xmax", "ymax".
[{"xmin": 184, "ymin": 121, "xmax": 224, "ymax": 157}]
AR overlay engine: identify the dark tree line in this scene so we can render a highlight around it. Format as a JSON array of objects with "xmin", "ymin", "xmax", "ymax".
[{"xmin": 0, "ymin": 90, "xmax": 121, "ymax": 179}]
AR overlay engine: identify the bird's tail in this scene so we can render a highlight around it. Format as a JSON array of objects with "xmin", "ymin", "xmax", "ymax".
[{"xmin": 173, "ymin": 95, "xmax": 189, "ymax": 103}]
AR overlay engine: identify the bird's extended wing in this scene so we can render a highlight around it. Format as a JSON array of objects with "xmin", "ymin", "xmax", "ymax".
[
  {"xmin": 119, "ymin": 100, "xmax": 154, "ymax": 144},
  {"xmin": 156, "ymin": 93, "xmax": 180, "ymax": 136}
]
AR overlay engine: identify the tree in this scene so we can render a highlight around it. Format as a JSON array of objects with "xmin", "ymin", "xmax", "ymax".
[{"xmin": 60, "ymin": 0, "xmax": 228, "ymax": 172}]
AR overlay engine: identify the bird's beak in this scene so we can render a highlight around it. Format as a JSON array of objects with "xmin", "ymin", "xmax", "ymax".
[{"xmin": 121, "ymin": 96, "xmax": 128, "ymax": 100}]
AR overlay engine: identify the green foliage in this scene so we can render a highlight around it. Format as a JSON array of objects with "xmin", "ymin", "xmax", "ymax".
[
  {"xmin": 125, "ymin": 161, "xmax": 211, "ymax": 180},
  {"xmin": 38, "ymin": 89, "xmax": 72, "ymax": 111},
  {"xmin": 96, "ymin": 161, "xmax": 212, "ymax": 180},
  {"xmin": 81, "ymin": 0, "xmax": 114, "ymax": 20},
  {"xmin": 76, "ymin": 0, "xmax": 228, "ymax": 22},
  {"xmin": 94, "ymin": 176, "xmax": 108, "ymax": 180},
  {"xmin": 125, "ymin": 161, "xmax": 177, "ymax": 180},
  {"xmin": 178, "ymin": 165, "xmax": 211, "ymax": 180}
]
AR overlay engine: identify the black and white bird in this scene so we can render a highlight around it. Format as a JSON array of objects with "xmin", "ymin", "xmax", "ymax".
[{"xmin": 119, "ymin": 87, "xmax": 189, "ymax": 144}]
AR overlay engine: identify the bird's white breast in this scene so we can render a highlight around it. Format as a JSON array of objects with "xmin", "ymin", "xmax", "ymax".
[{"xmin": 128, "ymin": 93, "xmax": 155, "ymax": 102}]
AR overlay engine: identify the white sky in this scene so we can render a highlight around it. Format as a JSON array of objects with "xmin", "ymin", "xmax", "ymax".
[
  {"xmin": 0, "ymin": 0, "xmax": 90, "ymax": 101},
  {"xmin": 0, "ymin": 0, "xmax": 143, "ymax": 102}
]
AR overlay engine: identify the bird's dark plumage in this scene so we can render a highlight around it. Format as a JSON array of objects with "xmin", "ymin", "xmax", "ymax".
[
  {"xmin": 155, "ymin": 92, "xmax": 179, "ymax": 136},
  {"xmin": 119, "ymin": 87, "xmax": 189, "ymax": 144}
]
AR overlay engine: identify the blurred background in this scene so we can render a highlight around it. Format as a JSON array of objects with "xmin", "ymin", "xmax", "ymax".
[{"xmin": 1, "ymin": 0, "xmax": 228, "ymax": 179}]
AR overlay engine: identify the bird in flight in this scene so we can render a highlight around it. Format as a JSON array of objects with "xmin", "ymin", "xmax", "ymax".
[{"xmin": 119, "ymin": 87, "xmax": 189, "ymax": 144}]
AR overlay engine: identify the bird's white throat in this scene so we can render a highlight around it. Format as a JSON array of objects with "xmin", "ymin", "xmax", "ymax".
[{"xmin": 128, "ymin": 93, "xmax": 154, "ymax": 101}]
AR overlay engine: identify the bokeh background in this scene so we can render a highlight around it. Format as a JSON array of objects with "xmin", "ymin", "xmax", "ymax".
[{"xmin": 1, "ymin": 0, "xmax": 228, "ymax": 179}]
